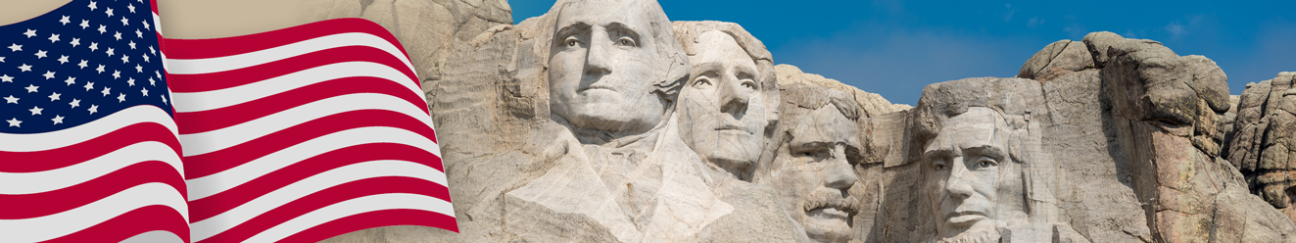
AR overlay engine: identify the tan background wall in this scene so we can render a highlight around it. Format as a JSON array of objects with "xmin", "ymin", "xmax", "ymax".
[{"xmin": 0, "ymin": 0, "xmax": 354, "ymax": 39}]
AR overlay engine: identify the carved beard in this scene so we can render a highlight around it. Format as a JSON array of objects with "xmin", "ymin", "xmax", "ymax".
[{"xmin": 924, "ymin": 229, "xmax": 1001, "ymax": 243}]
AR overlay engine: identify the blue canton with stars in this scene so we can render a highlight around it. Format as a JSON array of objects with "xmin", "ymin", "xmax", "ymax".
[{"xmin": 0, "ymin": 0, "xmax": 169, "ymax": 134}]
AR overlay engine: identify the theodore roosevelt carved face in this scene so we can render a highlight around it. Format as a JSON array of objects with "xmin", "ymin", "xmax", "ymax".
[{"xmin": 762, "ymin": 85, "xmax": 862, "ymax": 243}]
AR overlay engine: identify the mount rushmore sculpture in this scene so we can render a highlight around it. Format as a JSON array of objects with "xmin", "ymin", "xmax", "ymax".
[{"xmin": 315, "ymin": 0, "xmax": 1296, "ymax": 242}]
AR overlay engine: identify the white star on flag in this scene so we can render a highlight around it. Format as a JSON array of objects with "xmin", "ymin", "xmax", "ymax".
[
  {"xmin": 135, "ymin": 29, "xmax": 143, "ymax": 38},
  {"xmin": 88, "ymin": 1, "xmax": 97, "ymax": 10},
  {"xmin": 70, "ymin": 38, "xmax": 80, "ymax": 47},
  {"xmin": 58, "ymin": 55, "xmax": 69, "ymax": 64},
  {"xmin": 18, "ymin": 63, "xmax": 32, "ymax": 72},
  {"xmin": 24, "ymin": 84, "xmax": 38, "ymax": 93},
  {"xmin": 42, "ymin": 71, "xmax": 55, "ymax": 79},
  {"xmin": 141, "ymin": 88, "xmax": 148, "ymax": 96},
  {"xmin": 48, "ymin": 92, "xmax": 61, "ymax": 101},
  {"xmin": 105, "ymin": 47, "xmax": 114, "ymax": 56},
  {"xmin": 135, "ymin": 64, "xmax": 141, "ymax": 72},
  {"xmin": 101, "ymin": 87, "xmax": 110, "ymax": 96},
  {"xmin": 23, "ymin": 29, "xmax": 37, "ymax": 38},
  {"xmin": 34, "ymin": 50, "xmax": 47, "ymax": 58},
  {"xmin": 97, "ymin": 24, "xmax": 106, "ymax": 34},
  {"xmin": 64, "ymin": 77, "xmax": 76, "ymax": 85},
  {"xmin": 121, "ymin": 17, "xmax": 129, "ymax": 26},
  {"xmin": 52, "ymin": 115, "xmax": 64, "ymax": 125},
  {"xmin": 48, "ymin": 34, "xmax": 60, "ymax": 43},
  {"xmin": 127, "ymin": 77, "xmax": 135, "ymax": 86},
  {"xmin": 121, "ymin": 55, "xmax": 129, "ymax": 63},
  {"xmin": 0, "ymin": 74, "xmax": 12, "ymax": 82},
  {"xmin": 112, "ymin": 70, "xmax": 120, "ymax": 79},
  {"xmin": 116, "ymin": 93, "xmax": 125, "ymax": 102},
  {"xmin": 59, "ymin": 16, "xmax": 70, "ymax": 25},
  {"xmin": 113, "ymin": 31, "xmax": 122, "ymax": 40},
  {"xmin": 128, "ymin": 41, "xmax": 136, "ymax": 49},
  {"xmin": 69, "ymin": 99, "xmax": 80, "ymax": 108},
  {"xmin": 128, "ymin": 4, "xmax": 136, "ymax": 13},
  {"xmin": 78, "ymin": 60, "xmax": 88, "ymax": 69},
  {"xmin": 89, "ymin": 42, "xmax": 98, "ymax": 51},
  {"xmin": 3, "ymin": 95, "xmax": 18, "ymax": 104},
  {"xmin": 8, "ymin": 43, "xmax": 22, "ymax": 51},
  {"xmin": 96, "ymin": 64, "xmax": 105, "ymax": 73},
  {"xmin": 28, "ymin": 106, "xmax": 42, "ymax": 115},
  {"xmin": 84, "ymin": 82, "xmax": 94, "ymax": 91},
  {"xmin": 88, "ymin": 104, "xmax": 98, "ymax": 114},
  {"xmin": 6, "ymin": 118, "xmax": 21, "ymax": 127},
  {"xmin": 80, "ymin": 20, "xmax": 89, "ymax": 29},
  {"xmin": 105, "ymin": 7, "xmax": 113, "ymax": 17}
]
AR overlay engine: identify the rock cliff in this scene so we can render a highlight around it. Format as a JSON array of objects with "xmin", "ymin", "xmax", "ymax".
[{"xmin": 319, "ymin": 1, "xmax": 1296, "ymax": 242}]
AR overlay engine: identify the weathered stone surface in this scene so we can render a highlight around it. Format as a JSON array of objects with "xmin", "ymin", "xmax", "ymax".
[
  {"xmin": 1018, "ymin": 40, "xmax": 1094, "ymax": 81},
  {"xmin": 1082, "ymin": 31, "xmax": 1125, "ymax": 68},
  {"xmin": 322, "ymin": 0, "xmax": 1296, "ymax": 241},
  {"xmin": 1227, "ymin": 72, "xmax": 1296, "ymax": 223},
  {"xmin": 1103, "ymin": 38, "xmax": 1296, "ymax": 242},
  {"xmin": 775, "ymin": 64, "xmax": 911, "ymax": 118}
]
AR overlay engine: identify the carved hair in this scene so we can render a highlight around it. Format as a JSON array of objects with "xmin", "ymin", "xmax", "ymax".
[{"xmin": 671, "ymin": 21, "xmax": 780, "ymax": 123}]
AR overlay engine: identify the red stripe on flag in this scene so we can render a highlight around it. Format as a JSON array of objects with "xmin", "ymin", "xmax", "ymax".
[
  {"xmin": 0, "ymin": 122, "xmax": 181, "ymax": 173},
  {"xmin": 281, "ymin": 209, "xmax": 460, "ymax": 243},
  {"xmin": 173, "ymin": 76, "xmax": 428, "ymax": 134},
  {"xmin": 187, "ymin": 143, "xmax": 445, "ymax": 222},
  {"xmin": 195, "ymin": 177, "xmax": 450, "ymax": 243},
  {"xmin": 163, "ymin": 19, "xmax": 409, "ymax": 61},
  {"xmin": 42, "ymin": 205, "xmax": 191, "ymax": 243},
  {"xmin": 183, "ymin": 109, "xmax": 437, "ymax": 180},
  {"xmin": 0, "ymin": 161, "xmax": 186, "ymax": 219},
  {"xmin": 167, "ymin": 46, "xmax": 419, "ymax": 92}
]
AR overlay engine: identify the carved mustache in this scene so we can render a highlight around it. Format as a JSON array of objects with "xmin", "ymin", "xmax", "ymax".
[{"xmin": 802, "ymin": 189, "xmax": 860, "ymax": 216}]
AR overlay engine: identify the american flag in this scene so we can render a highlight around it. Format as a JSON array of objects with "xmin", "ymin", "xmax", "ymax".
[
  {"xmin": 0, "ymin": 0, "xmax": 189, "ymax": 243},
  {"xmin": 3, "ymin": 0, "xmax": 455, "ymax": 242},
  {"xmin": 164, "ymin": 18, "xmax": 455, "ymax": 243}
]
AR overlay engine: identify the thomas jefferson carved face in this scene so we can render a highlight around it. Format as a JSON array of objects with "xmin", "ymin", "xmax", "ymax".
[
  {"xmin": 679, "ymin": 30, "xmax": 767, "ymax": 173},
  {"xmin": 767, "ymin": 103, "xmax": 861, "ymax": 243},
  {"xmin": 923, "ymin": 107, "xmax": 1024, "ymax": 240},
  {"xmin": 548, "ymin": 0, "xmax": 672, "ymax": 136}
]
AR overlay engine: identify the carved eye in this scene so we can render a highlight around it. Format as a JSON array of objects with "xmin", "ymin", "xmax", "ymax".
[
  {"xmin": 693, "ymin": 77, "xmax": 713, "ymax": 87},
  {"xmin": 616, "ymin": 37, "xmax": 636, "ymax": 47},
  {"xmin": 741, "ymin": 81, "xmax": 757, "ymax": 90},
  {"xmin": 972, "ymin": 158, "xmax": 998, "ymax": 170},
  {"xmin": 933, "ymin": 162, "xmax": 947, "ymax": 171},
  {"xmin": 564, "ymin": 37, "xmax": 581, "ymax": 47}
]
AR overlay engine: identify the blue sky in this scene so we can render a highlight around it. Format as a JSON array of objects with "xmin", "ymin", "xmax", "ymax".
[{"xmin": 511, "ymin": 1, "xmax": 1296, "ymax": 105}]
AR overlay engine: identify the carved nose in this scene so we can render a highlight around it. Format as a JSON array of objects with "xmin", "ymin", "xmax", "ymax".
[
  {"xmin": 945, "ymin": 160, "xmax": 974, "ymax": 199},
  {"xmin": 585, "ymin": 40, "xmax": 612, "ymax": 75},
  {"xmin": 718, "ymin": 77, "xmax": 749, "ymax": 118},
  {"xmin": 824, "ymin": 147, "xmax": 857, "ymax": 193}
]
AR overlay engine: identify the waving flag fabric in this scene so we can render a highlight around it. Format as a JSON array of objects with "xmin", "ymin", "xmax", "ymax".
[
  {"xmin": 3, "ymin": 1, "xmax": 455, "ymax": 242},
  {"xmin": 164, "ymin": 18, "xmax": 454, "ymax": 243},
  {"xmin": 0, "ymin": 0, "xmax": 189, "ymax": 243}
]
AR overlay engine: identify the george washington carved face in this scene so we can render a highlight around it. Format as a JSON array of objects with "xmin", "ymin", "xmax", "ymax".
[{"xmin": 547, "ymin": 0, "xmax": 684, "ymax": 139}]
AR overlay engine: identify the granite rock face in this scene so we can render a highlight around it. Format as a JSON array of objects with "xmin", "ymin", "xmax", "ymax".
[
  {"xmin": 322, "ymin": 1, "xmax": 1296, "ymax": 242},
  {"xmin": 1227, "ymin": 72, "xmax": 1296, "ymax": 223}
]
